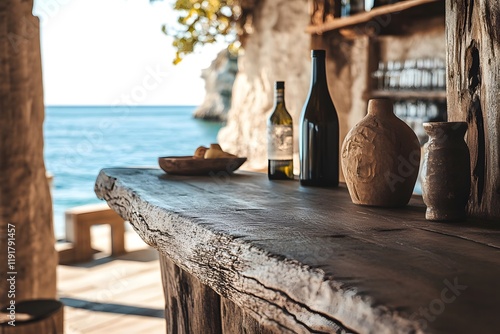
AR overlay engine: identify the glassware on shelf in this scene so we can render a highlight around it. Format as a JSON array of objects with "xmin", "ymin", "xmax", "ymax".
[
  {"xmin": 384, "ymin": 60, "xmax": 403, "ymax": 90},
  {"xmin": 426, "ymin": 101, "xmax": 439, "ymax": 119},
  {"xmin": 392, "ymin": 99, "xmax": 447, "ymax": 146},
  {"xmin": 373, "ymin": 57, "xmax": 447, "ymax": 91},
  {"xmin": 423, "ymin": 58, "xmax": 435, "ymax": 89},
  {"xmin": 372, "ymin": 61, "xmax": 386, "ymax": 89},
  {"xmin": 400, "ymin": 59, "xmax": 415, "ymax": 89},
  {"xmin": 371, "ymin": 57, "xmax": 447, "ymax": 146},
  {"xmin": 433, "ymin": 58, "xmax": 446, "ymax": 89}
]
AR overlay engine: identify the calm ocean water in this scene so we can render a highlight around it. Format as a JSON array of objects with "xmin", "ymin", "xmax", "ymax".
[{"xmin": 44, "ymin": 106, "xmax": 223, "ymax": 238}]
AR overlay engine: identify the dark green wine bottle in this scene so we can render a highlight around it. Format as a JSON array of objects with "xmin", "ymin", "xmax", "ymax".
[
  {"xmin": 267, "ymin": 81, "xmax": 294, "ymax": 180},
  {"xmin": 299, "ymin": 50, "xmax": 339, "ymax": 187}
]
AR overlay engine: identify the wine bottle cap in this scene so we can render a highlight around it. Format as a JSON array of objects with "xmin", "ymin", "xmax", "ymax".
[
  {"xmin": 275, "ymin": 81, "xmax": 284, "ymax": 89},
  {"xmin": 311, "ymin": 50, "xmax": 326, "ymax": 58}
]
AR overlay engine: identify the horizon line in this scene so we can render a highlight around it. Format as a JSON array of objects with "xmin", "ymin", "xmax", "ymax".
[{"xmin": 45, "ymin": 104, "xmax": 199, "ymax": 108}]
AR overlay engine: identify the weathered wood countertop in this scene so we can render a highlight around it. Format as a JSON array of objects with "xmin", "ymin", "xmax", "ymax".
[{"xmin": 95, "ymin": 168, "xmax": 500, "ymax": 334}]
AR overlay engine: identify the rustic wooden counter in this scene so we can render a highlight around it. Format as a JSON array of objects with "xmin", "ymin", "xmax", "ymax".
[{"xmin": 95, "ymin": 168, "xmax": 500, "ymax": 334}]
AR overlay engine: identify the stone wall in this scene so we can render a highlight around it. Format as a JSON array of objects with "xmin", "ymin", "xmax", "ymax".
[
  {"xmin": 218, "ymin": 0, "xmax": 311, "ymax": 171},
  {"xmin": 217, "ymin": 2, "xmax": 445, "ymax": 174}
]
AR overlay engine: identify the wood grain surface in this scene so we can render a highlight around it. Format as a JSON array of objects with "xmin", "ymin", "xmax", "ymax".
[
  {"xmin": 95, "ymin": 168, "xmax": 500, "ymax": 334},
  {"xmin": 446, "ymin": 0, "xmax": 500, "ymax": 220},
  {"xmin": 0, "ymin": 0, "xmax": 57, "ymax": 305},
  {"xmin": 160, "ymin": 252, "xmax": 223, "ymax": 334}
]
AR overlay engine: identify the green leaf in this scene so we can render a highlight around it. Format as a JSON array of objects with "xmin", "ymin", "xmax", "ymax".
[{"xmin": 164, "ymin": 0, "xmax": 240, "ymax": 64}]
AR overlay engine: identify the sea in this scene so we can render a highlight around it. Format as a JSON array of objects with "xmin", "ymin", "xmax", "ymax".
[{"xmin": 44, "ymin": 105, "xmax": 223, "ymax": 239}]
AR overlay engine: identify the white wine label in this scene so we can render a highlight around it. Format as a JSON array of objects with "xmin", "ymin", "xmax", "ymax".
[{"xmin": 268, "ymin": 125, "xmax": 293, "ymax": 160}]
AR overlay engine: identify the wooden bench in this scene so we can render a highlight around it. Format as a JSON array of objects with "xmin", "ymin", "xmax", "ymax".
[{"xmin": 61, "ymin": 203, "xmax": 126, "ymax": 263}]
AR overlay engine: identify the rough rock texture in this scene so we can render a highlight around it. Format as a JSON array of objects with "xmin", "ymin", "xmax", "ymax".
[
  {"xmin": 0, "ymin": 0, "xmax": 57, "ymax": 304},
  {"xmin": 218, "ymin": 0, "xmax": 311, "ymax": 171},
  {"xmin": 217, "ymin": 1, "xmax": 446, "ymax": 174},
  {"xmin": 194, "ymin": 49, "xmax": 238, "ymax": 121}
]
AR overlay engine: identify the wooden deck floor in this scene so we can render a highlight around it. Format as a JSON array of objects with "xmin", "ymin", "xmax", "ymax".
[{"xmin": 57, "ymin": 223, "xmax": 166, "ymax": 334}]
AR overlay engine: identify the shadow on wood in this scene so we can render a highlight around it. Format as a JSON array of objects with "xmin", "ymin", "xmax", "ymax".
[{"xmin": 0, "ymin": 299, "xmax": 63, "ymax": 334}]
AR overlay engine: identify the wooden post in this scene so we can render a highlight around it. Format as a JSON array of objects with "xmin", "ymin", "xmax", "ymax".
[
  {"xmin": 0, "ymin": 0, "xmax": 57, "ymax": 305},
  {"xmin": 446, "ymin": 0, "xmax": 500, "ymax": 220},
  {"xmin": 159, "ymin": 253, "xmax": 222, "ymax": 334},
  {"xmin": 159, "ymin": 252, "xmax": 282, "ymax": 334},
  {"xmin": 221, "ymin": 298, "xmax": 278, "ymax": 334}
]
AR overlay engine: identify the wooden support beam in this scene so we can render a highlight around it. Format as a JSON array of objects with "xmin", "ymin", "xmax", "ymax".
[
  {"xmin": 221, "ymin": 297, "xmax": 278, "ymax": 334},
  {"xmin": 0, "ymin": 0, "xmax": 57, "ymax": 305},
  {"xmin": 159, "ymin": 253, "xmax": 222, "ymax": 334},
  {"xmin": 446, "ymin": 0, "xmax": 500, "ymax": 220}
]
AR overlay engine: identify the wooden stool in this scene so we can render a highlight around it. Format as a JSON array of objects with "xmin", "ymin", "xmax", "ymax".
[
  {"xmin": 64, "ymin": 203, "xmax": 126, "ymax": 263},
  {"xmin": 0, "ymin": 299, "xmax": 63, "ymax": 334}
]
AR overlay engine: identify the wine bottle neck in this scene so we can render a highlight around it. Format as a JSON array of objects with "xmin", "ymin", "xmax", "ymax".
[
  {"xmin": 311, "ymin": 56, "xmax": 327, "ymax": 86},
  {"xmin": 275, "ymin": 88, "xmax": 285, "ymax": 105}
]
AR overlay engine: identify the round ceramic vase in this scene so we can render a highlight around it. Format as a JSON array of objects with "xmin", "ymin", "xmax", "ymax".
[
  {"xmin": 341, "ymin": 98, "xmax": 421, "ymax": 207},
  {"xmin": 421, "ymin": 122, "xmax": 470, "ymax": 221}
]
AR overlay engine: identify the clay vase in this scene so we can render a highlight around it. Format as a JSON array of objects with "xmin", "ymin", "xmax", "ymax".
[
  {"xmin": 421, "ymin": 122, "xmax": 470, "ymax": 221},
  {"xmin": 341, "ymin": 98, "xmax": 421, "ymax": 207}
]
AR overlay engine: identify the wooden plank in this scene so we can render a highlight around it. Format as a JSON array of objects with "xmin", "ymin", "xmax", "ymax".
[
  {"xmin": 63, "ymin": 291, "xmax": 164, "ymax": 333},
  {"xmin": 58, "ymin": 261, "xmax": 159, "ymax": 295},
  {"xmin": 57, "ymin": 236, "xmax": 164, "ymax": 333},
  {"xmin": 370, "ymin": 89, "xmax": 446, "ymax": 101},
  {"xmin": 307, "ymin": 0, "xmax": 443, "ymax": 34},
  {"xmin": 446, "ymin": 0, "xmax": 500, "ymax": 220},
  {"xmin": 159, "ymin": 253, "xmax": 222, "ymax": 334},
  {"xmin": 95, "ymin": 168, "xmax": 500, "ymax": 333},
  {"xmin": 86, "ymin": 314, "xmax": 164, "ymax": 334}
]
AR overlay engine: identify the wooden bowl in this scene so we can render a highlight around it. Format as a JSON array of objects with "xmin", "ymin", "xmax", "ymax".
[{"xmin": 158, "ymin": 156, "xmax": 247, "ymax": 176}]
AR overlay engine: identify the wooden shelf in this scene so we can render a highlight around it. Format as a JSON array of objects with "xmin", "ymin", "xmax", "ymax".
[
  {"xmin": 370, "ymin": 89, "xmax": 446, "ymax": 100},
  {"xmin": 306, "ymin": 0, "xmax": 443, "ymax": 35}
]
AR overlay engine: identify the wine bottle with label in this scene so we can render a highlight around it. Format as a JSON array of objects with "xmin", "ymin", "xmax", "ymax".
[
  {"xmin": 299, "ymin": 50, "xmax": 339, "ymax": 187},
  {"xmin": 267, "ymin": 81, "xmax": 294, "ymax": 180}
]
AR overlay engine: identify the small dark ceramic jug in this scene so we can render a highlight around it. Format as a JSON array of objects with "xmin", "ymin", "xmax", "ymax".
[
  {"xmin": 422, "ymin": 122, "xmax": 470, "ymax": 221},
  {"xmin": 341, "ymin": 98, "xmax": 421, "ymax": 207}
]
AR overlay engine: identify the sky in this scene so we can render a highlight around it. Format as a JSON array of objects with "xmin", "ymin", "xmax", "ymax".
[{"xmin": 33, "ymin": 0, "xmax": 227, "ymax": 106}]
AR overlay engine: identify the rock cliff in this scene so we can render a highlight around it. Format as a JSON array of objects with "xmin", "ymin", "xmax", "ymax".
[
  {"xmin": 193, "ymin": 49, "xmax": 238, "ymax": 121},
  {"xmin": 217, "ymin": 0, "xmax": 311, "ymax": 171}
]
